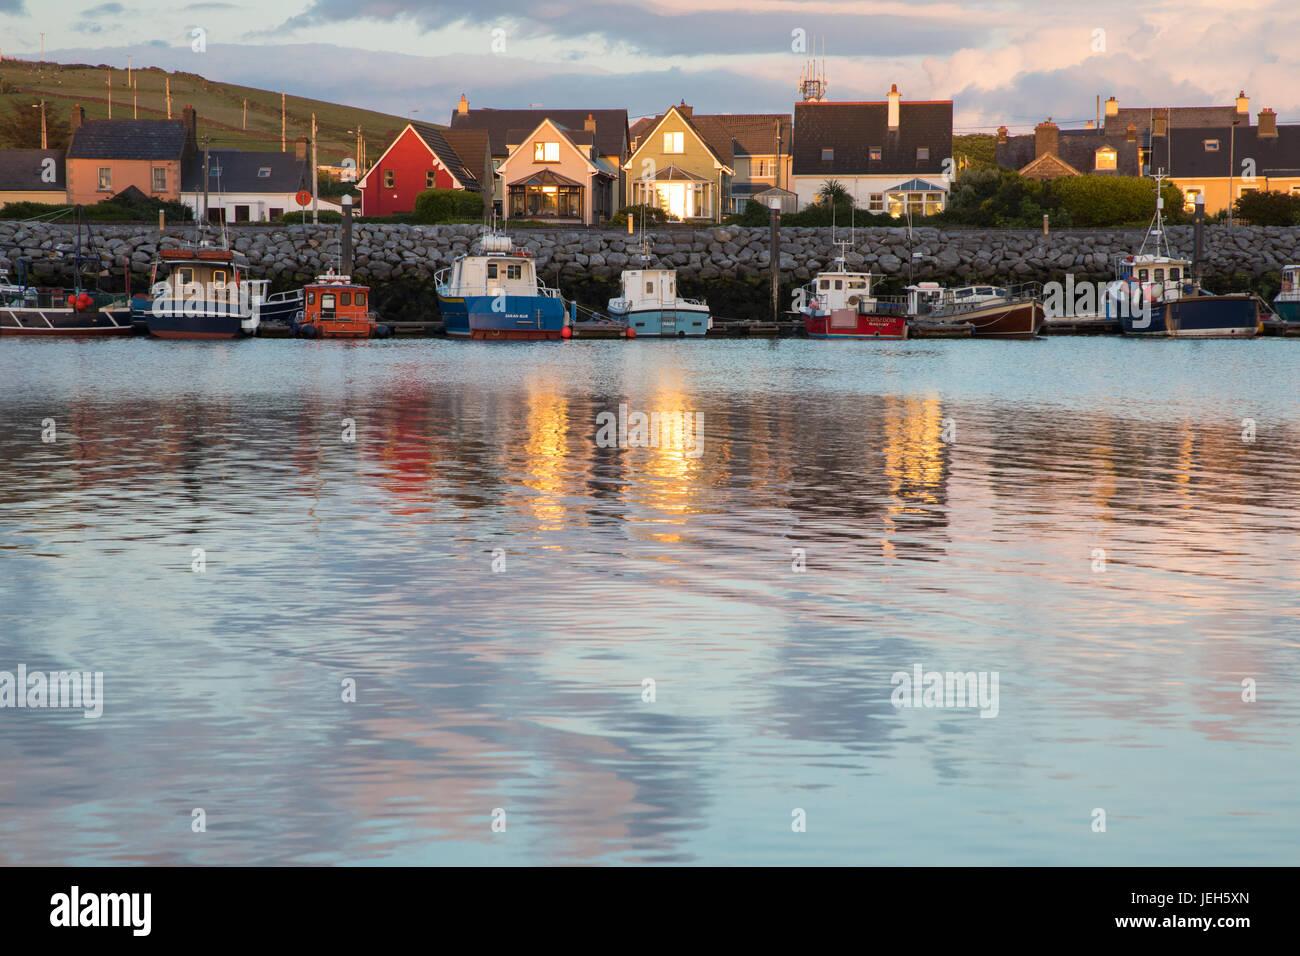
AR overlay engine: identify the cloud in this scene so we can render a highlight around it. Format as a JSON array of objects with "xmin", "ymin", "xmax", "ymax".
[
  {"xmin": 82, "ymin": 2, "xmax": 124, "ymax": 15},
  {"xmin": 0, "ymin": 0, "xmax": 24, "ymax": 11}
]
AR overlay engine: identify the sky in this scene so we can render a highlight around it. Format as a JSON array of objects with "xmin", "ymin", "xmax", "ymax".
[{"xmin": 2, "ymin": 0, "xmax": 1298, "ymax": 132}]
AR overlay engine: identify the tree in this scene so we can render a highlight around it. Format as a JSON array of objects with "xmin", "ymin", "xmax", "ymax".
[
  {"xmin": 817, "ymin": 179, "xmax": 849, "ymax": 206},
  {"xmin": 0, "ymin": 101, "xmax": 71, "ymax": 150},
  {"xmin": 1233, "ymin": 190, "xmax": 1298, "ymax": 226}
]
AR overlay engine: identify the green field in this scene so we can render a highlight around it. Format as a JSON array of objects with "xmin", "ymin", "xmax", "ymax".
[{"xmin": 0, "ymin": 59, "xmax": 413, "ymax": 166}]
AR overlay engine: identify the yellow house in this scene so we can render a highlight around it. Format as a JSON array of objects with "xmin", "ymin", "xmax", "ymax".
[
  {"xmin": 0, "ymin": 149, "xmax": 68, "ymax": 207},
  {"xmin": 1154, "ymin": 111, "xmax": 1300, "ymax": 215},
  {"xmin": 623, "ymin": 103, "xmax": 733, "ymax": 222}
]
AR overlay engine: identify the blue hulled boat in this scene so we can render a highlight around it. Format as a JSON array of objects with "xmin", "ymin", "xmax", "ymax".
[
  {"xmin": 607, "ymin": 262, "xmax": 711, "ymax": 337},
  {"xmin": 434, "ymin": 233, "xmax": 566, "ymax": 340},
  {"xmin": 142, "ymin": 247, "xmax": 269, "ymax": 339}
]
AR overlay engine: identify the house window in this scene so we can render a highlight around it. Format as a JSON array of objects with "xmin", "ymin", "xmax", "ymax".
[
  {"xmin": 534, "ymin": 142, "xmax": 560, "ymax": 163},
  {"xmin": 1203, "ymin": 139, "xmax": 1220, "ymax": 152},
  {"xmin": 151, "ymin": 167, "xmax": 166, "ymax": 192},
  {"xmin": 869, "ymin": 147, "xmax": 882, "ymax": 162},
  {"xmin": 426, "ymin": 171, "xmax": 437, "ymax": 188},
  {"xmin": 663, "ymin": 131, "xmax": 684, "ymax": 154},
  {"xmin": 510, "ymin": 183, "xmax": 582, "ymax": 218},
  {"xmin": 1182, "ymin": 187, "xmax": 1203, "ymax": 212},
  {"xmin": 868, "ymin": 193, "xmax": 884, "ymax": 213},
  {"xmin": 752, "ymin": 158, "xmax": 775, "ymax": 178},
  {"xmin": 821, "ymin": 148, "xmax": 834, "ymax": 162},
  {"xmin": 97, "ymin": 167, "xmax": 112, "ymax": 191},
  {"xmin": 916, "ymin": 147, "xmax": 929, "ymax": 162},
  {"xmin": 270, "ymin": 207, "xmax": 284, "ymax": 220},
  {"xmin": 383, "ymin": 169, "xmax": 395, "ymax": 188},
  {"xmin": 234, "ymin": 205, "xmax": 250, "ymax": 222},
  {"xmin": 257, "ymin": 167, "xmax": 271, "ymax": 178},
  {"xmin": 1239, "ymin": 185, "xmax": 1259, "ymax": 198},
  {"xmin": 1095, "ymin": 147, "xmax": 1117, "ymax": 171}
]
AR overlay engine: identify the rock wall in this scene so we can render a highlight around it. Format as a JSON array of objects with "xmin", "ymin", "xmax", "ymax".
[{"xmin": 3, "ymin": 220, "xmax": 1298, "ymax": 289}]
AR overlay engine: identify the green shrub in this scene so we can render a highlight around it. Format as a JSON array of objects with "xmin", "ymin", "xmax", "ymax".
[
  {"xmin": 280, "ymin": 210, "xmax": 344, "ymax": 224},
  {"xmin": 608, "ymin": 204, "xmax": 672, "ymax": 228},
  {"xmin": 1049, "ymin": 176, "xmax": 1182, "ymax": 227},
  {"xmin": 413, "ymin": 188, "xmax": 484, "ymax": 224},
  {"xmin": 1233, "ymin": 190, "xmax": 1298, "ymax": 226}
]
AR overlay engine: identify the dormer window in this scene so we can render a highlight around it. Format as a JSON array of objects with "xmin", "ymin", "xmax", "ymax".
[
  {"xmin": 257, "ymin": 167, "xmax": 272, "ymax": 178},
  {"xmin": 1203, "ymin": 139, "xmax": 1220, "ymax": 152},
  {"xmin": 1095, "ymin": 147, "xmax": 1117, "ymax": 171},
  {"xmin": 869, "ymin": 147, "xmax": 882, "ymax": 161},
  {"xmin": 916, "ymin": 147, "xmax": 929, "ymax": 161},
  {"xmin": 534, "ymin": 142, "xmax": 560, "ymax": 163},
  {"xmin": 821, "ymin": 148, "xmax": 834, "ymax": 161}
]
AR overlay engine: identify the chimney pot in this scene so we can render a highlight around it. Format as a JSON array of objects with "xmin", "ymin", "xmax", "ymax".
[
  {"xmin": 996, "ymin": 125, "xmax": 1008, "ymax": 144},
  {"xmin": 584, "ymin": 112, "xmax": 596, "ymax": 133}
]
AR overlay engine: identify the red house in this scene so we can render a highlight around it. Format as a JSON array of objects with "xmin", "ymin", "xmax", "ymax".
[{"xmin": 356, "ymin": 122, "xmax": 490, "ymax": 216}]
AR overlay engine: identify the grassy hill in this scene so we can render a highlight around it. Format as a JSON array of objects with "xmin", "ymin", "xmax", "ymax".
[{"xmin": 0, "ymin": 58, "xmax": 412, "ymax": 167}]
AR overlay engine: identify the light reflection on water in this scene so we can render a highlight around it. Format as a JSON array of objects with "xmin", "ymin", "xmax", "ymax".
[{"xmin": 0, "ymin": 337, "xmax": 1297, "ymax": 865}]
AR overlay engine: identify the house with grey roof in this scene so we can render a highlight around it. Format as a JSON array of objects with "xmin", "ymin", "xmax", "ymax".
[
  {"xmin": 65, "ymin": 103, "xmax": 196, "ymax": 206},
  {"xmin": 0, "ymin": 149, "xmax": 67, "ymax": 207},
  {"xmin": 179, "ymin": 145, "xmax": 338, "ymax": 223}
]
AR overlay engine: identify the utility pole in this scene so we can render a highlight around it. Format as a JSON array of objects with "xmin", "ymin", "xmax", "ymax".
[
  {"xmin": 133, "ymin": 78, "xmax": 138, "ymax": 119},
  {"xmin": 165, "ymin": 76, "xmax": 171, "ymax": 119},
  {"xmin": 770, "ymin": 205, "xmax": 780, "ymax": 323},
  {"xmin": 281, "ymin": 92, "xmax": 286, "ymax": 152},
  {"xmin": 202, "ymin": 137, "xmax": 211, "ymax": 225},
  {"xmin": 242, "ymin": 98, "xmax": 247, "ymax": 131},
  {"xmin": 127, "ymin": 54, "xmax": 132, "ymax": 86},
  {"xmin": 356, "ymin": 125, "xmax": 362, "ymax": 173},
  {"xmin": 107, "ymin": 69, "xmax": 112, "ymax": 119},
  {"xmin": 40, "ymin": 33, "xmax": 44, "ymax": 67},
  {"xmin": 311, "ymin": 113, "xmax": 319, "ymax": 226},
  {"xmin": 35, "ymin": 98, "xmax": 47, "ymax": 148}
]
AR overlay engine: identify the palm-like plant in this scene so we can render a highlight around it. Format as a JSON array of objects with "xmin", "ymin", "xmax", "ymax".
[{"xmin": 818, "ymin": 179, "xmax": 850, "ymax": 207}]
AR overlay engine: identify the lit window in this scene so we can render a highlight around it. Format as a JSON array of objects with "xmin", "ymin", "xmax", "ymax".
[
  {"xmin": 1095, "ymin": 147, "xmax": 1117, "ymax": 171},
  {"xmin": 870, "ymin": 147, "xmax": 882, "ymax": 162},
  {"xmin": 1203, "ymin": 139, "xmax": 1220, "ymax": 152},
  {"xmin": 663, "ymin": 131, "xmax": 684, "ymax": 154},
  {"xmin": 534, "ymin": 142, "xmax": 560, "ymax": 162},
  {"xmin": 97, "ymin": 167, "xmax": 112, "ymax": 190}
]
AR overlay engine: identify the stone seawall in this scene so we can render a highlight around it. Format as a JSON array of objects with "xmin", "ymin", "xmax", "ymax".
[{"xmin": 3, "ymin": 220, "xmax": 1297, "ymax": 290}]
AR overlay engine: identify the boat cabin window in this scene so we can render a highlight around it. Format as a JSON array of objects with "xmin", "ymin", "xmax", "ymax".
[
  {"xmin": 848, "ymin": 280, "xmax": 867, "ymax": 290},
  {"xmin": 487, "ymin": 263, "xmax": 497, "ymax": 279},
  {"xmin": 506, "ymin": 263, "xmax": 522, "ymax": 280},
  {"xmin": 976, "ymin": 287, "xmax": 994, "ymax": 295},
  {"xmin": 1168, "ymin": 268, "xmax": 1180, "ymax": 280},
  {"xmin": 178, "ymin": 268, "xmax": 194, "ymax": 285},
  {"xmin": 1138, "ymin": 269, "xmax": 1149, "ymax": 281},
  {"xmin": 819, "ymin": 279, "xmax": 830, "ymax": 290},
  {"xmin": 321, "ymin": 294, "xmax": 335, "ymax": 310},
  {"xmin": 356, "ymin": 292, "xmax": 366, "ymax": 306},
  {"xmin": 1153, "ymin": 269, "xmax": 1165, "ymax": 281},
  {"xmin": 340, "ymin": 292, "xmax": 351, "ymax": 306},
  {"xmin": 667, "ymin": 280, "xmax": 674, "ymax": 295},
  {"xmin": 307, "ymin": 292, "xmax": 315, "ymax": 305},
  {"xmin": 212, "ymin": 270, "xmax": 227, "ymax": 286},
  {"xmin": 645, "ymin": 281, "xmax": 654, "ymax": 294},
  {"xmin": 955, "ymin": 288, "xmax": 973, "ymax": 299}
]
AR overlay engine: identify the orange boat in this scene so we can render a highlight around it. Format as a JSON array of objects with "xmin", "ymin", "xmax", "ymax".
[{"xmin": 293, "ymin": 272, "xmax": 391, "ymax": 339}]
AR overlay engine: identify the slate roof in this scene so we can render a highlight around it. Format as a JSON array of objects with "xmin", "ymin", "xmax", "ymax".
[
  {"xmin": 68, "ymin": 119, "xmax": 188, "ymax": 161},
  {"xmin": 441, "ymin": 128, "xmax": 492, "ymax": 189},
  {"xmin": 791, "ymin": 100, "xmax": 953, "ymax": 176},
  {"xmin": 411, "ymin": 122, "xmax": 480, "ymax": 189},
  {"xmin": 630, "ymin": 110, "xmax": 791, "ymax": 168},
  {"xmin": 181, "ymin": 150, "xmax": 310, "ymax": 193},
  {"xmin": 449, "ymin": 108, "xmax": 629, "ymax": 160},
  {"xmin": 0, "ymin": 149, "xmax": 66, "ymax": 191},
  {"xmin": 1111, "ymin": 106, "xmax": 1244, "ymax": 136},
  {"xmin": 997, "ymin": 129, "xmax": 1142, "ymax": 176},
  {"xmin": 1150, "ymin": 126, "xmax": 1300, "ymax": 178}
]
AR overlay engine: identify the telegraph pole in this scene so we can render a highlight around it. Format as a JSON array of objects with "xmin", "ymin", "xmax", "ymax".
[
  {"xmin": 106, "ymin": 69, "xmax": 112, "ymax": 118},
  {"xmin": 37, "ymin": 98, "xmax": 47, "ymax": 149},
  {"xmin": 202, "ymin": 137, "xmax": 211, "ymax": 225},
  {"xmin": 311, "ymin": 113, "xmax": 319, "ymax": 226},
  {"xmin": 243, "ymin": 98, "xmax": 247, "ymax": 130},
  {"xmin": 132, "ymin": 78, "xmax": 138, "ymax": 118},
  {"xmin": 165, "ymin": 76, "xmax": 171, "ymax": 118},
  {"xmin": 281, "ymin": 93, "xmax": 286, "ymax": 152}
]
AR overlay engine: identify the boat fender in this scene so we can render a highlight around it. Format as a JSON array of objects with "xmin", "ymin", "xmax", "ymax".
[
  {"xmin": 375, "ymin": 324, "xmax": 391, "ymax": 338},
  {"xmin": 301, "ymin": 323, "xmax": 318, "ymax": 339},
  {"xmin": 625, "ymin": 326, "xmax": 636, "ymax": 339},
  {"xmin": 561, "ymin": 325, "xmax": 573, "ymax": 339}
]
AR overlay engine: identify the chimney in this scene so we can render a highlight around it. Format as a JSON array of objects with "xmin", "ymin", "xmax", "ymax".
[
  {"xmin": 1085, "ymin": 120, "xmax": 1095, "ymax": 130},
  {"xmin": 1034, "ymin": 118, "xmax": 1059, "ymax": 158},
  {"xmin": 295, "ymin": 134, "xmax": 308, "ymax": 161},
  {"xmin": 70, "ymin": 104, "xmax": 86, "ymax": 130},
  {"xmin": 181, "ymin": 104, "xmax": 197, "ymax": 154},
  {"xmin": 1153, "ymin": 113, "xmax": 1168, "ymax": 138},
  {"xmin": 1258, "ymin": 107, "xmax": 1277, "ymax": 138},
  {"xmin": 1125, "ymin": 122, "xmax": 1138, "ymax": 143},
  {"xmin": 996, "ymin": 125, "xmax": 1008, "ymax": 144},
  {"xmin": 1104, "ymin": 96, "xmax": 1118, "ymax": 120},
  {"xmin": 457, "ymin": 94, "xmax": 469, "ymax": 115},
  {"xmin": 887, "ymin": 83, "xmax": 901, "ymax": 131},
  {"xmin": 677, "ymin": 100, "xmax": 692, "ymax": 118},
  {"xmin": 1236, "ymin": 90, "xmax": 1249, "ymax": 117},
  {"xmin": 584, "ymin": 112, "xmax": 596, "ymax": 133}
]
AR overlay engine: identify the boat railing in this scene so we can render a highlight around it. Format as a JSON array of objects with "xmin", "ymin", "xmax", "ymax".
[
  {"xmin": 870, "ymin": 295, "xmax": 912, "ymax": 316},
  {"xmin": 930, "ymin": 281, "xmax": 1042, "ymax": 317}
]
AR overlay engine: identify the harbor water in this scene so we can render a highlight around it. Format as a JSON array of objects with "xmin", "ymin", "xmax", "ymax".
[{"xmin": 1, "ymin": 336, "xmax": 1297, "ymax": 865}]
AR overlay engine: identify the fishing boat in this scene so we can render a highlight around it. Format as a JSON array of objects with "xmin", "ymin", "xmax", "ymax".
[
  {"xmin": 1104, "ymin": 174, "xmax": 1259, "ymax": 338},
  {"xmin": 1272, "ymin": 265, "xmax": 1300, "ymax": 322},
  {"xmin": 257, "ymin": 288, "xmax": 305, "ymax": 326},
  {"xmin": 608, "ymin": 266, "xmax": 711, "ymax": 337},
  {"xmin": 292, "ymin": 271, "xmax": 391, "ymax": 339},
  {"xmin": 909, "ymin": 282, "xmax": 1044, "ymax": 338},
  {"xmin": 142, "ymin": 246, "xmax": 269, "ymax": 339},
  {"xmin": 1, "ymin": 211, "xmax": 133, "ymax": 336},
  {"xmin": 798, "ymin": 242, "xmax": 908, "ymax": 339},
  {"xmin": 434, "ymin": 232, "xmax": 566, "ymax": 340}
]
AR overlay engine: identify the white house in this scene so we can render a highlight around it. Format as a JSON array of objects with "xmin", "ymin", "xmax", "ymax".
[{"xmin": 180, "ymin": 149, "xmax": 341, "ymax": 223}]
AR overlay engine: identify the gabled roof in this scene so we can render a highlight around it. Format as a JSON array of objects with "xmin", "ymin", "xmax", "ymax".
[
  {"xmin": 1151, "ymin": 125, "xmax": 1300, "ymax": 178},
  {"xmin": 693, "ymin": 113, "xmax": 791, "ymax": 160},
  {"xmin": 449, "ymin": 108, "xmax": 629, "ymax": 159},
  {"xmin": 509, "ymin": 167, "xmax": 582, "ymax": 187},
  {"xmin": 412, "ymin": 122, "xmax": 479, "ymax": 189},
  {"xmin": 68, "ymin": 119, "xmax": 188, "ymax": 161},
  {"xmin": 1112, "ymin": 106, "xmax": 1244, "ymax": 135},
  {"xmin": 441, "ymin": 128, "xmax": 491, "ymax": 177},
  {"xmin": 624, "ymin": 105, "xmax": 734, "ymax": 175},
  {"xmin": 180, "ymin": 149, "xmax": 309, "ymax": 193},
  {"xmin": 0, "ymin": 149, "xmax": 66, "ymax": 191},
  {"xmin": 497, "ymin": 117, "xmax": 605, "ymax": 178},
  {"xmin": 997, "ymin": 129, "xmax": 1142, "ymax": 176},
  {"xmin": 791, "ymin": 100, "xmax": 953, "ymax": 176}
]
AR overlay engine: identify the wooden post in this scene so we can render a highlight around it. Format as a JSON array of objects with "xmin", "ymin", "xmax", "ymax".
[
  {"xmin": 1042, "ymin": 213, "xmax": 1049, "ymax": 237},
  {"xmin": 341, "ymin": 196, "xmax": 353, "ymax": 274},
  {"xmin": 311, "ymin": 113, "xmax": 319, "ymax": 226},
  {"xmin": 158, "ymin": 209, "xmax": 164, "ymax": 232},
  {"xmin": 165, "ymin": 76, "xmax": 171, "ymax": 119},
  {"xmin": 770, "ymin": 205, "xmax": 780, "ymax": 323}
]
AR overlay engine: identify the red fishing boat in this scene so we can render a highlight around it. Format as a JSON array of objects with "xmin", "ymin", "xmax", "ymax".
[
  {"xmin": 798, "ymin": 242, "xmax": 908, "ymax": 339},
  {"xmin": 292, "ymin": 272, "xmax": 390, "ymax": 339}
]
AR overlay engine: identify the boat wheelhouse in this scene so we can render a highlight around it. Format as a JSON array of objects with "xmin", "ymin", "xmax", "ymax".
[
  {"xmin": 909, "ymin": 282, "xmax": 1043, "ymax": 338},
  {"xmin": 1272, "ymin": 264, "xmax": 1300, "ymax": 322},
  {"xmin": 797, "ymin": 242, "xmax": 908, "ymax": 340},
  {"xmin": 607, "ymin": 266, "xmax": 711, "ymax": 337},
  {"xmin": 293, "ymin": 272, "xmax": 390, "ymax": 339},
  {"xmin": 434, "ymin": 233, "xmax": 567, "ymax": 340},
  {"xmin": 143, "ymin": 247, "xmax": 268, "ymax": 340}
]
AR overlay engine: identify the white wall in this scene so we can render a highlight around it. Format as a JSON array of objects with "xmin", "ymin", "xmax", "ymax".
[
  {"xmin": 179, "ymin": 192, "xmax": 343, "ymax": 222},
  {"xmin": 790, "ymin": 174, "xmax": 950, "ymax": 211}
]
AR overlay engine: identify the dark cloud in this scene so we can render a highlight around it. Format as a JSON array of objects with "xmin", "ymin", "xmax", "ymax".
[
  {"xmin": 82, "ymin": 2, "xmax": 125, "ymax": 15},
  {"xmin": 279, "ymin": 2, "xmax": 989, "ymax": 58},
  {"xmin": 0, "ymin": 0, "xmax": 24, "ymax": 11}
]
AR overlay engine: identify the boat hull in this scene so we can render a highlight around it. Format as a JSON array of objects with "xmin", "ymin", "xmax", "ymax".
[
  {"xmin": 614, "ymin": 306, "xmax": 711, "ymax": 337},
  {"xmin": 146, "ymin": 308, "xmax": 248, "ymax": 340},
  {"xmin": 437, "ymin": 293, "xmax": 566, "ymax": 340},
  {"xmin": 1, "ymin": 306, "xmax": 134, "ymax": 336},
  {"xmin": 1120, "ymin": 295, "xmax": 1259, "ymax": 337},
  {"xmin": 803, "ymin": 306, "xmax": 908, "ymax": 340},
  {"xmin": 1269, "ymin": 299, "xmax": 1300, "ymax": 322},
  {"xmin": 957, "ymin": 301, "xmax": 1044, "ymax": 338}
]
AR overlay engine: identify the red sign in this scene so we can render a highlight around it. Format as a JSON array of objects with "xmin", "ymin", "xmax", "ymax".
[{"xmin": 295, "ymin": 190, "xmax": 312, "ymax": 207}]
